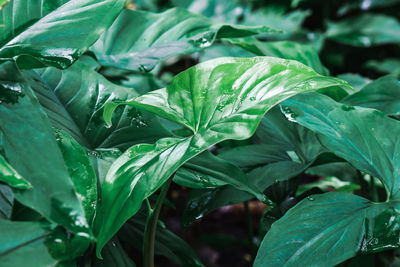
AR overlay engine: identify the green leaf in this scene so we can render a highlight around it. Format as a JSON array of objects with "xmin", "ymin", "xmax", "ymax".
[
  {"xmin": 342, "ymin": 75, "xmax": 400, "ymax": 116},
  {"xmin": 55, "ymin": 129, "xmax": 97, "ymax": 225},
  {"xmin": 0, "ymin": 0, "xmax": 9, "ymax": 10},
  {"xmin": 226, "ymin": 38, "xmax": 329, "ymax": 75},
  {"xmin": 296, "ymin": 176, "xmax": 360, "ymax": 195},
  {"xmin": 326, "ymin": 14, "xmax": 400, "ymax": 47},
  {"xmin": 365, "ymin": 59, "xmax": 400, "ymax": 75},
  {"xmin": 0, "ymin": 153, "xmax": 31, "ymax": 189},
  {"xmin": 174, "ymin": 151, "xmax": 252, "ymax": 189},
  {"xmin": 0, "ymin": 220, "xmax": 57, "ymax": 266},
  {"xmin": 254, "ymin": 192, "xmax": 400, "ymax": 266},
  {"xmin": 0, "ymin": 0, "xmax": 126, "ymax": 69},
  {"xmin": 95, "ymin": 56, "xmax": 348, "ymax": 253},
  {"xmin": 182, "ymin": 160, "xmax": 307, "ymax": 227},
  {"xmin": 25, "ymin": 61, "xmax": 171, "ymax": 150},
  {"xmin": 242, "ymin": 7, "xmax": 310, "ymax": 39},
  {"xmin": 337, "ymin": 73, "xmax": 371, "ymax": 92},
  {"xmin": 119, "ymin": 212, "xmax": 203, "ymax": 267},
  {"xmin": 0, "ymin": 62, "xmax": 90, "ymax": 236},
  {"xmin": 281, "ymin": 92, "xmax": 400, "ymax": 199},
  {"xmin": 92, "ymin": 237, "xmax": 136, "ymax": 267},
  {"xmin": 91, "ymin": 7, "xmax": 277, "ymax": 71},
  {"xmin": 0, "ymin": 184, "xmax": 12, "ymax": 219}
]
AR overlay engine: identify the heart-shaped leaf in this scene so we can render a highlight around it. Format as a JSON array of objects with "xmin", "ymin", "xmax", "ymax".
[
  {"xmin": 342, "ymin": 75, "xmax": 400, "ymax": 116},
  {"xmin": 95, "ymin": 56, "xmax": 349, "ymax": 255},
  {"xmin": 23, "ymin": 61, "xmax": 171, "ymax": 150},
  {"xmin": 254, "ymin": 192, "xmax": 400, "ymax": 266},
  {"xmin": 281, "ymin": 92, "xmax": 400, "ymax": 199},
  {"xmin": 91, "ymin": 8, "xmax": 277, "ymax": 71}
]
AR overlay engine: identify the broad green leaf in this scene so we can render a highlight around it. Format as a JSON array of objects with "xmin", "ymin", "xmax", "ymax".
[
  {"xmin": 55, "ymin": 129, "xmax": 97, "ymax": 225},
  {"xmin": 296, "ymin": 176, "xmax": 360, "ymax": 195},
  {"xmin": 342, "ymin": 75, "xmax": 400, "ymax": 116},
  {"xmin": 174, "ymin": 151, "xmax": 252, "ymax": 189},
  {"xmin": 25, "ymin": 61, "xmax": 171, "ymax": 150},
  {"xmin": 226, "ymin": 38, "xmax": 329, "ymax": 75},
  {"xmin": 182, "ymin": 160, "xmax": 307, "ymax": 227},
  {"xmin": 181, "ymin": 107, "xmax": 337, "ymax": 226},
  {"xmin": 0, "ymin": 62, "xmax": 90, "ymax": 236},
  {"xmin": 199, "ymin": 43, "xmax": 255, "ymax": 62},
  {"xmin": 0, "ymin": 0, "xmax": 126, "ymax": 69},
  {"xmin": 120, "ymin": 214, "xmax": 203, "ymax": 267},
  {"xmin": 337, "ymin": 73, "xmax": 371, "ymax": 92},
  {"xmin": 366, "ymin": 59, "xmax": 400, "ymax": 75},
  {"xmin": 95, "ymin": 57, "xmax": 348, "ymax": 251},
  {"xmin": 242, "ymin": 7, "xmax": 310, "ymax": 39},
  {"xmin": 89, "ymin": 148, "xmax": 122, "ymax": 185},
  {"xmin": 91, "ymin": 8, "xmax": 277, "ymax": 71},
  {"xmin": 326, "ymin": 14, "xmax": 400, "ymax": 47},
  {"xmin": 254, "ymin": 192, "xmax": 400, "ymax": 266},
  {"xmin": 92, "ymin": 237, "xmax": 136, "ymax": 267},
  {"xmin": 0, "ymin": 184, "xmax": 12, "ymax": 219},
  {"xmin": 281, "ymin": 92, "xmax": 400, "ymax": 199},
  {"xmin": 0, "ymin": 153, "xmax": 31, "ymax": 189},
  {"xmin": 0, "ymin": 220, "xmax": 57, "ymax": 266}
]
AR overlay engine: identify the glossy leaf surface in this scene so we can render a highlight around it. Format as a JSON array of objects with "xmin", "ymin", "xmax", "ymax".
[
  {"xmin": 182, "ymin": 107, "xmax": 322, "ymax": 226},
  {"xmin": 26, "ymin": 61, "xmax": 171, "ymax": 150},
  {"xmin": 282, "ymin": 92, "xmax": 400, "ymax": 199},
  {"xmin": 326, "ymin": 14, "xmax": 400, "ymax": 47},
  {"xmin": 91, "ymin": 8, "xmax": 277, "ymax": 71},
  {"xmin": 342, "ymin": 75, "xmax": 400, "ymax": 116},
  {"xmin": 174, "ymin": 151, "xmax": 251, "ymax": 189},
  {"xmin": 0, "ymin": 63, "xmax": 89, "ymax": 235},
  {"xmin": 227, "ymin": 38, "xmax": 329, "ymax": 75},
  {"xmin": 0, "ymin": 0, "xmax": 125, "ymax": 69},
  {"xmin": 55, "ymin": 129, "xmax": 97, "ymax": 224},
  {"xmin": 0, "ymin": 153, "xmax": 31, "ymax": 189},
  {"xmin": 0, "ymin": 220, "xmax": 57, "ymax": 266},
  {"xmin": 95, "ymin": 57, "xmax": 348, "ymax": 253},
  {"xmin": 254, "ymin": 192, "xmax": 400, "ymax": 266}
]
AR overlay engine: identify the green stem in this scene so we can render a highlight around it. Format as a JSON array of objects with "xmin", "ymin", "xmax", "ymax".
[
  {"xmin": 244, "ymin": 201, "xmax": 255, "ymax": 257},
  {"xmin": 370, "ymin": 176, "xmax": 379, "ymax": 202},
  {"xmin": 143, "ymin": 177, "xmax": 173, "ymax": 267}
]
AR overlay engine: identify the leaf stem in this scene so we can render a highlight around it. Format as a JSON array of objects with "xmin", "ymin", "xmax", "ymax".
[
  {"xmin": 370, "ymin": 176, "xmax": 379, "ymax": 202},
  {"xmin": 143, "ymin": 177, "xmax": 173, "ymax": 267},
  {"xmin": 244, "ymin": 201, "xmax": 256, "ymax": 257}
]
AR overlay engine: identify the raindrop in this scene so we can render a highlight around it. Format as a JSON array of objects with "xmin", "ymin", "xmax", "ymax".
[{"xmin": 307, "ymin": 196, "xmax": 315, "ymax": 201}]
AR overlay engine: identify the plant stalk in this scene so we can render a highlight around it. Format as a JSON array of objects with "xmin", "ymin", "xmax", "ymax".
[
  {"xmin": 244, "ymin": 201, "xmax": 256, "ymax": 257},
  {"xmin": 143, "ymin": 177, "xmax": 173, "ymax": 267}
]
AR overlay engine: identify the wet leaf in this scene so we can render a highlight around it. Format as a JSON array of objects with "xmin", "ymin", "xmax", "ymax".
[
  {"xmin": 281, "ymin": 92, "xmax": 400, "ymax": 199},
  {"xmin": 0, "ymin": 0, "xmax": 125, "ymax": 69},
  {"xmin": 94, "ymin": 57, "xmax": 349, "ymax": 254},
  {"xmin": 254, "ymin": 192, "xmax": 400, "ymax": 266},
  {"xmin": 91, "ymin": 8, "xmax": 277, "ymax": 71}
]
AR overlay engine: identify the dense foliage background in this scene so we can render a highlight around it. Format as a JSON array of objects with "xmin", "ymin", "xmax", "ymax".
[{"xmin": 1, "ymin": 0, "xmax": 400, "ymax": 266}]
